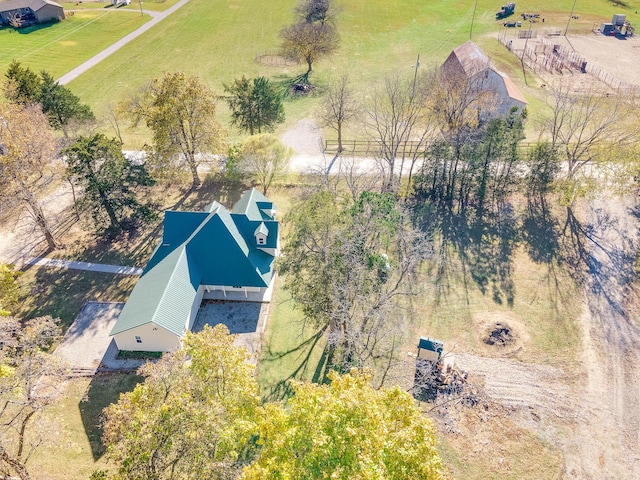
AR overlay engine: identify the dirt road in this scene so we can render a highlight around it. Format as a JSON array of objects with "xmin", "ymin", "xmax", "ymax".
[
  {"xmin": 456, "ymin": 194, "xmax": 640, "ymax": 479},
  {"xmin": 566, "ymin": 195, "xmax": 640, "ymax": 478}
]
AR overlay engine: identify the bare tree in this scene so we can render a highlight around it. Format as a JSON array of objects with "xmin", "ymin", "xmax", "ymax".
[
  {"xmin": 0, "ymin": 316, "xmax": 66, "ymax": 480},
  {"xmin": 539, "ymin": 82, "xmax": 639, "ymax": 179},
  {"xmin": 279, "ymin": 190, "xmax": 433, "ymax": 386},
  {"xmin": 280, "ymin": 22, "xmax": 339, "ymax": 84},
  {"xmin": 364, "ymin": 73, "xmax": 437, "ymax": 192},
  {"xmin": 0, "ymin": 103, "xmax": 61, "ymax": 250},
  {"xmin": 294, "ymin": 0, "xmax": 339, "ymax": 25},
  {"xmin": 318, "ymin": 75, "xmax": 359, "ymax": 154}
]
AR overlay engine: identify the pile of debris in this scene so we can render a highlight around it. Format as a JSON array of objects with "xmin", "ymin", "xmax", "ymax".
[{"xmin": 411, "ymin": 336, "xmax": 468, "ymax": 401}]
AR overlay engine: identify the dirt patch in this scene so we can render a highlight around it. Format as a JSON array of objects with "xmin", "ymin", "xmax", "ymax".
[
  {"xmin": 472, "ymin": 311, "xmax": 529, "ymax": 357},
  {"xmin": 0, "ymin": 182, "xmax": 76, "ymax": 267},
  {"xmin": 504, "ymin": 31, "xmax": 640, "ymax": 92},
  {"xmin": 449, "ymin": 194, "xmax": 640, "ymax": 478},
  {"xmin": 280, "ymin": 118, "xmax": 324, "ymax": 156}
]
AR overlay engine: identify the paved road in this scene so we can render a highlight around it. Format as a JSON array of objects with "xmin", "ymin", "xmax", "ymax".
[
  {"xmin": 57, "ymin": 0, "xmax": 191, "ymax": 85},
  {"xmin": 26, "ymin": 257, "xmax": 142, "ymax": 275}
]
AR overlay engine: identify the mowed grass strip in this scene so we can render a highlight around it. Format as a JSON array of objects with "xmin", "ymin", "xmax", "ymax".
[{"xmin": 0, "ymin": 10, "xmax": 149, "ymax": 79}]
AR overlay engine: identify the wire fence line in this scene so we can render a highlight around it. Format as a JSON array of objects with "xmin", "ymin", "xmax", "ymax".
[{"xmin": 498, "ymin": 35, "xmax": 640, "ymax": 95}]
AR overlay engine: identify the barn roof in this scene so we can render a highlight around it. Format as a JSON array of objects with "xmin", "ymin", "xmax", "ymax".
[{"xmin": 443, "ymin": 40, "xmax": 492, "ymax": 78}]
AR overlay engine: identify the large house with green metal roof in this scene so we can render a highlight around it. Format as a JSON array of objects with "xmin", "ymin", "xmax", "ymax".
[{"xmin": 110, "ymin": 188, "xmax": 279, "ymax": 352}]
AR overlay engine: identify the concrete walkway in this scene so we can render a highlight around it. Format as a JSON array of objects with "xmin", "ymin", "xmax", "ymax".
[
  {"xmin": 26, "ymin": 257, "xmax": 142, "ymax": 275},
  {"xmin": 57, "ymin": 0, "xmax": 191, "ymax": 85}
]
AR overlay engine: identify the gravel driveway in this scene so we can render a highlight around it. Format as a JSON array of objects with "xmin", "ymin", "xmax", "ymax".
[{"xmin": 55, "ymin": 301, "xmax": 144, "ymax": 372}]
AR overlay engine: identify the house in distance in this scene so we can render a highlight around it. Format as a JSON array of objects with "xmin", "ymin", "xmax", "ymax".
[
  {"xmin": 110, "ymin": 188, "xmax": 279, "ymax": 352},
  {"xmin": 0, "ymin": 0, "xmax": 65, "ymax": 27}
]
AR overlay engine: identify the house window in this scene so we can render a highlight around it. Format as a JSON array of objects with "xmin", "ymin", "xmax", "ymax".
[
  {"xmin": 257, "ymin": 236, "xmax": 266, "ymax": 245},
  {"xmin": 135, "ymin": 336, "xmax": 142, "ymax": 343}
]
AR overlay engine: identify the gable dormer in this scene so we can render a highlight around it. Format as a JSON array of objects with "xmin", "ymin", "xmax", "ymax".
[
  {"xmin": 254, "ymin": 222, "xmax": 269, "ymax": 246},
  {"xmin": 257, "ymin": 201, "xmax": 276, "ymax": 220}
]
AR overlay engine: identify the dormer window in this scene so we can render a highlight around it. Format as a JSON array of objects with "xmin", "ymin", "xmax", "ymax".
[{"xmin": 254, "ymin": 222, "xmax": 269, "ymax": 246}]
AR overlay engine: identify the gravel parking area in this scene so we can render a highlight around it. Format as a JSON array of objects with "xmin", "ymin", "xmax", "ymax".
[
  {"xmin": 55, "ymin": 301, "xmax": 144, "ymax": 372},
  {"xmin": 191, "ymin": 300, "xmax": 269, "ymax": 363}
]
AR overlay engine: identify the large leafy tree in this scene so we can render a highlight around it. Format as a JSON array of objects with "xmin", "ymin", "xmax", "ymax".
[
  {"xmin": 240, "ymin": 134, "xmax": 292, "ymax": 195},
  {"xmin": 39, "ymin": 71, "xmax": 94, "ymax": 137},
  {"xmin": 280, "ymin": 21, "xmax": 339, "ymax": 83},
  {"xmin": 279, "ymin": 190, "xmax": 431, "ymax": 384},
  {"xmin": 3, "ymin": 60, "xmax": 40, "ymax": 105},
  {"xmin": 0, "ymin": 103, "xmax": 61, "ymax": 250},
  {"xmin": 224, "ymin": 76, "xmax": 284, "ymax": 135},
  {"xmin": 0, "ymin": 316, "xmax": 66, "ymax": 480},
  {"xmin": 3, "ymin": 62, "xmax": 94, "ymax": 137},
  {"xmin": 122, "ymin": 72, "xmax": 226, "ymax": 189},
  {"xmin": 242, "ymin": 370, "xmax": 446, "ymax": 480},
  {"xmin": 103, "ymin": 325, "xmax": 260, "ymax": 480},
  {"xmin": 63, "ymin": 134, "xmax": 157, "ymax": 235}
]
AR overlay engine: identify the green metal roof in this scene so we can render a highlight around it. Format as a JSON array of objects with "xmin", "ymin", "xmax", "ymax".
[
  {"xmin": 232, "ymin": 188, "xmax": 275, "ymax": 221},
  {"xmin": 111, "ymin": 189, "xmax": 278, "ymax": 338}
]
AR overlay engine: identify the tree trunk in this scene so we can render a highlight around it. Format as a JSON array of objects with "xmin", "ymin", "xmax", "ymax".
[
  {"xmin": 97, "ymin": 187, "xmax": 121, "ymax": 232},
  {"xmin": 187, "ymin": 154, "xmax": 201, "ymax": 190},
  {"xmin": 0, "ymin": 444, "xmax": 30, "ymax": 480},
  {"xmin": 23, "ymin": 190, "xmax": 60, "ymax": 251}
]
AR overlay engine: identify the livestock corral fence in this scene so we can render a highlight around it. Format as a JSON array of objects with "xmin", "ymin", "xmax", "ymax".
[
  {"xmin": 255, "ymin": 51, "xmax": 298, "ymax": 66},
  {"xmin": 501, "ymin": 35, "xmax": 640, "ymax": 95}
]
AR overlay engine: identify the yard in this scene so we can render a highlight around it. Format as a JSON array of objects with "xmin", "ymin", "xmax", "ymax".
[
  {"xmin": 0, "ymin": 9, "xmax": 149, "ymax": 78},
  {"xmin": 2, "ymin": 0, "xmax": 640, "ymax": 477}
]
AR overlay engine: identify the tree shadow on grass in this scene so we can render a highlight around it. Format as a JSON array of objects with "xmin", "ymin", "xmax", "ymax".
[
  {"xmin": 425, "ymin": 202, "xmax": 520, "ymax": 307},
  {"xmin": 79, "ymin": 372, "xmax": 144, "ymax": 461},
  {"xmin": 259, "ymin": 326, "xmax": 328, "ymax": 402},
  {"xmin": 19, "ymin": 267, "xmax": 136, "ymax": 329}
]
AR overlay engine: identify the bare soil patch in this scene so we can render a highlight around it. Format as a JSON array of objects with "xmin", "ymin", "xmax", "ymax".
[
  {"xmin": 472, "ymin": 311, "xmax": 529, "ymax": 357},
  {"xmin": 436, "ymin": 194, "xmax": 640, "ymax": 479},
  {"xmin": 505, "ymin": 31, "xmax": 640, "ymax": 91}
]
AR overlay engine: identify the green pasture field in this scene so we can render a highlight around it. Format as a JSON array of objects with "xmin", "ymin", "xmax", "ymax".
[
  {"xmin": 0, "ymin": 9, "xmax": 149, "ymax": 79},
  {"xmin": 2, "ymin": 0, "xmax": 638, "ymax": 141},
  {"xmin": 60, "ymin": 0, "xmax": 639, "ymax": 144}
]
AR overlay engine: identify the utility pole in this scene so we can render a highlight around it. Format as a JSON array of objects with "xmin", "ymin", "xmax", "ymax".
[
  {"xmin": 565, "ymin": 0, "xmax": 578, "ymax": 36},
  {"xmin": 470, "ymin": 1, "xmax": 477, "ymax": 40},
  {"xmin": 138, "ymin": 0, "xmax": 143, "ymax": 16},
  {"xmin": 411, "ymin": 54, "xmax": 420, "ymax": 95},
  {"xmin": 521, "ymin": 20, "xmax": 533, "ymax": 86}
]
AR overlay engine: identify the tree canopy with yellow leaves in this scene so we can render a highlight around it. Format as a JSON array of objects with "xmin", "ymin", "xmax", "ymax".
[{"xmin": 242, "ymin": 370, "xmax": 446, "ymax": 480}]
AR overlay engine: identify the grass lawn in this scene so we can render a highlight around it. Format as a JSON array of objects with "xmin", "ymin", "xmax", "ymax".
[
  {"xmin": 26, "ymin": 374, "xmax": 143, "ymax": 480},
  {"xmin": 17, "ymin": 267, "xmax": 137, "ymax": 328},
  {"xmin": 60, "ymin": 0, "xmax": 182, "ymax": 12},
  {"xmin": 0, "ymin": 9, "xmax": 149, "ymax": 79},
  {"xmin": 257, "ymin": 284, "xmax": 328, "ymax": 401},
  {"xmin": 62, "ymin": 0, "xmax": 640, "ymax": 134}
]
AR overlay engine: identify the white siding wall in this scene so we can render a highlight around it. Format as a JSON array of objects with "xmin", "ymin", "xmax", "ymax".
[
  {"xmin": 187, "ymin": 285, "xmax": 205, "ymax": 331},
  {"xmin": 481, "ymin": 70, "xmax": 526, "ymax": 118},
  {"xmin": 113, "ymin": 323, "xmax": 181, "ymax": 352}
]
